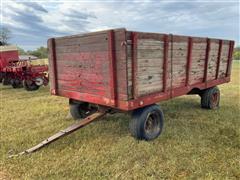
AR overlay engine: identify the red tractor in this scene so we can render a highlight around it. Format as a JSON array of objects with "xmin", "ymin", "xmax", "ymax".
[{"xmin": 0, "ymin": 45, "xmax": 48, "ymax": 90}]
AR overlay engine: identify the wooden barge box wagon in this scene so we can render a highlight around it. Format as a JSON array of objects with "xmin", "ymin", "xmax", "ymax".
[{"xmin": 48, "ymin": 28, "xmax": 234, "ymax": 140}]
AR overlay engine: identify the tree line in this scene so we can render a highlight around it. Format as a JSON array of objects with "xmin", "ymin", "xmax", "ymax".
[{"xmin": 18, "ymin": 46, "xmax": 48, "ymax": 59}]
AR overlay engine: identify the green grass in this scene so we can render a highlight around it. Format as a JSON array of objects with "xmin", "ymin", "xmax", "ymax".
[{"xmin": 1, "ymin": 61, "xmax": 239, "ymax": 179}]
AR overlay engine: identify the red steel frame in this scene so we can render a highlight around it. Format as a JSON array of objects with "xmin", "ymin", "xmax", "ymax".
[{"xmin": 49, "ymin": 30, "xmax": 234, "ymax": 111}]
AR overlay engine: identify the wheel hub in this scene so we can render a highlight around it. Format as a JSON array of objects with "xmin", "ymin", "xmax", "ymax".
[
  {"xmin": 144, "ymin": 112, "xmax": 160, "ymax": 135},
  {"xmin": 211, "ymin": 92, "xmax": 219, "ymax": 107},
  {"xmin": 35, "ymin": 77, "xmax": 44, "ymax": 86}
]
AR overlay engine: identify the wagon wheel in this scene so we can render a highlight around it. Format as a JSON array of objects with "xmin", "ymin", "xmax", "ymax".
[
  {"xmin": 11, "ymin": 79, "xmax": 23, "ymax": 88},
  {"xmin": 129, "ymin": 104, "xmax": 164, "ymax": 140},
  {"xmin": 201, "ymin": 86, "xmax": 220, "ymax": 109},
  {"xmin": 23, "ymin": 80, "xmax": 40, "ymax": 91},
  {"xmin": 69, "ymin": 99, "xmax": 98, "ymax": 120}
]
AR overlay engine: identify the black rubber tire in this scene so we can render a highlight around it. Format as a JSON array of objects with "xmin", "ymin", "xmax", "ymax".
[
  {"xmin": 2, "ymin": 77, "xmax": 11, "ymax": 85},
  {"xmin": 69, "ymin": 100, "xmax": 97, "ymax": 120},
  {"xmin": 11, "ymin": 79, "xmax": 23, "ymax": 88},
  {"xmin": 23, "ymin": 80, "xmax": 40, "ymax": 91},
  {"xmin": 201, "ymin": 86, "xmax": 220, "ymax": 109},
  {"xmin": 0, "ymin": 73, "xmax": 2, "ymax": 83},
  {"xmin": 129, "ymin": 104, "xmax": 164, "ymax": 141}
]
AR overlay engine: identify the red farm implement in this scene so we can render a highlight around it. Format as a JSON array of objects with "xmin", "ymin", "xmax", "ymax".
[
  {"xmin": 10, "ymin": 29, "xmax": 235, "ymax": 157},
  {"xmin": 0, "ymin": 45, "xmax": 49, "ymax": 91}
]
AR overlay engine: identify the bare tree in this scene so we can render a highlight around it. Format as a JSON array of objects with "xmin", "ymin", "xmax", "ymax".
[{"xmin": 0, "ymin": 27, "xmax": 11, "ymax": 45}]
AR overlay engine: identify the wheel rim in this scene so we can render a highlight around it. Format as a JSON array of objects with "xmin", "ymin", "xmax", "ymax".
[
  {"xmin": 144, "ymin": 111, "xmax": 160, "ymax": 136},
  {"xmin": 211, "ymin": 92, "xmax": 219, "ymax": 107}
]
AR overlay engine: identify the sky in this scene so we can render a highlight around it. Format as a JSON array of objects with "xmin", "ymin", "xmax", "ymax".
[{"xmin": 1, "ymin": 0, "xmax": 239, "ymax": 50}]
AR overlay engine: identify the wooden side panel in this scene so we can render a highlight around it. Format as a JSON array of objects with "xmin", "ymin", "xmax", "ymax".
[
  {"xmin": 52, "ymin": 32, "xmax": 111, "ymax": 98},
  {"xmin": 207, "ymin": 41, "xmax": 219, "ymax": 81},
  {"xmin": 124, "ymin": 32, "xmax": 233, "ymax": 102},
  {"xmin": 136, "ymin": 38, "xmax": 164, "ymax": 96},
  {"xmin": 218, "ymin": 42, "xmax": 230, "ymax": 78},
  {"xmin": 125, "ymin": 32, "xmax": 168, "ymax": 98},
  {"xmin": 171, "ymin": 37, "xmax": 188, "ymax": 88},
  {"xmin": 51, "ymin": 29, "xmax": 128, "ymax": 104},
  {"xmin": 189, "ymin": 39, "xmax": 207, "ymax": 85}
]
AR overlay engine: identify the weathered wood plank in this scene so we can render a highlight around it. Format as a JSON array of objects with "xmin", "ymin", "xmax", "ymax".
[{"xmin": 137, "ymin": 49, "xmax": 164, "ymax": 59}]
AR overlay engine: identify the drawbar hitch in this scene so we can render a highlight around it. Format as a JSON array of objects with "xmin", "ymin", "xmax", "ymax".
[{"xmin": 9, "ymin": 110, "xmax": 107, "ymax": 158}]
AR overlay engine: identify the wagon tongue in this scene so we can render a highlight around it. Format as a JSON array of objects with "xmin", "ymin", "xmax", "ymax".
[{"xmin": 9, "ymin": 111, "xmax": 107, "ymax": 158}]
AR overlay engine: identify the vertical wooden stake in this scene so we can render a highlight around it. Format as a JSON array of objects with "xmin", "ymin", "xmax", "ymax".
[
  {"xmin": 203, "ymin": 38, "xmax": 210, "ymax": 83},
  {"xmin": 185, "ymin": 37, "xmax": 193, "ymax": 86},
  {"xmin": 226, "ymin": 41, "xmax": 234, "ymax": 77},
  {"xmin": 163, "ymin": 35, "xmax": 169, "ymax": 92},
  {"xmin": 48, "ymin": 38, "xmax": 58, "ymax": 95},
  {"xmin": 215, "ymin": 40, "xmax": 222, "ymax": 79},
  {"xmin": 131, "ymin": 32, "xmax": 138, "ymax": 99},
  {"xmin": 108, "ymin": 30, "xmax": 118, "ymax": 106}
]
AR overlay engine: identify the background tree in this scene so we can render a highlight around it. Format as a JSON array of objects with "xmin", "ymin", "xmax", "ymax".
[
  {"xmin": 17, "ymin": 46, "xmax": 28, "ymax": 55},
  {"xmin": 0, "ymin": 27, "xmax": 11, "ymax": 45},
  {"xmin": 29, "ymin": 46, "xmax": 48, "ymax": 59},
  {"xmin": 234, "ymin": 47, "xmax": 240, "ymax": 60},
  {"xmin": 18, "ymin": 46, "xmax": 48, "ymax": 59}
]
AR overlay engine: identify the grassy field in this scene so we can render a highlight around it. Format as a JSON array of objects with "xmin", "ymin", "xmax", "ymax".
[{"xmin": 1, "ymin": 61, "xmax": 239, "ymax": 179}]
